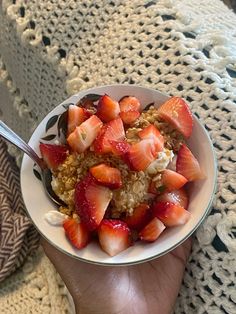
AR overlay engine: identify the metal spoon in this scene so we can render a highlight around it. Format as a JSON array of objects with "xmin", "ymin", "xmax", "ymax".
[{"xmin": 0, "ymin": 120, "xmax": 65, "ymax": 207}]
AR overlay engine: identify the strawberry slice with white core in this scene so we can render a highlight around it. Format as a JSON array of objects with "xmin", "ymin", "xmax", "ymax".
[
  {"xmin": 67, "ymin": 115, "xmax": 102, "ymax": 153},
  {"xmin": 39, "ymin": 143, "xmax": 68, "ymax": 170},
  {"xmin": 96, "ymin": 95, "xmax": 120, "ymax": 122},
  {"xmin": 98, "ymin": 219, "xmax": 132, "ymax": 256},
  {"xmin": 176, "ymin": 144, "xmax": 204, "ymax": 181},
  {"xmin": 89, "ymin": 163, "xmax": 122, "ymax": 189},
  {"xmin": 155, "ymin": 188, "xmax": 189, "ymax": 209},
  {"xmin": 119, "ymin": 110, "xmax": 140, "ymax": 125},
  {"xmin": 139, "ymin": 217, "xmax": 166, "ymax": 242},
  {"xmin": 109, "ymin": 140, "xmax": 131, "ymax": 157},
  {"xmin": 67, "ymin": 105, "xmax": 90, "ymax": 135},
  {"xmin": 63, "ymin": 218, "xmax": 90, "ymax": 249},
  {"xmin": 161, "ymin": 169, "xmax": 188, "ymax": 191},
  {"xmin": 138, "ymin": 124, "xmax": 164, "ymax": 152},
  {"xmin": 93, "ymin": 117, "xmax": 125, "ymax": 154},
  {"xmin": 152, "ymin": 201, "xmax": 190, "ymax": 227},
  {"xmin": 75, "ymin": 174, "xmax": 112, "ymax": 231},
  {"xmin": 127, "ymin": 139, "xmax": 157, "ymax": 171},
  {"xmin": 119, "ymin": 96, "xmax": 141, "ymax": 112},
  {"xmin": 157, "ymin": 97, "xmax": 193, "ymax": 138},
  {"xmin": 124, "ymin": 203, "xmax": 151, "ymax": 231}
]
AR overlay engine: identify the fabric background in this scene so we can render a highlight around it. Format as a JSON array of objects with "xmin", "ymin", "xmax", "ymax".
[
  {"xmin": 0, "ymin": 137, "xmax": 74, "ymax": 312},
  {"xmin": 0, "ymin": 0, "xmax": 236, "ymax": 313},
  {"xmin": 0, "ymin": 138, "xmax": 39, "ymax": 282}
]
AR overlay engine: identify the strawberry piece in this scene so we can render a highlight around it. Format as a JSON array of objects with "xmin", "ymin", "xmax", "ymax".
[
  {"xmin": 39, "ymin": 143, "xmax": 68, "ymax": 170},
  {"xmin": 75, "ymin": 174, "xmax": 112, "ymax": 231},
  {"xmin": 176, "ymin": 144, "xmax": 204, "ymax": 181},
  {"xmin": 155, "ymin": 188, "xmax": 189, "ymax": 209},
  {"xmin": 148, "ymin": 170, "xmax": 187, "ymax": 195},
  {"xmin": 93, "ymin": 117, "xmax": 125, "ymax": 154},
  {"xmin": 138, "ymin": 124, "xmax": 164, "ymax": 152},
  {"xmin": 89, "ymin": 163, "xmax": 122, "ymax": 189},
  {"xmin": 119, "ymin": 96, "xmax": 141, "ymax": 112},
  {"xmin": 127, "ymin": 139, "xmax": 157, "ymax": 171},
  {"xmin": 63, "ymin": 218, "xmax": 90, "ymax": 249},
  {"xmin": 67, "ymin": 105, "xmax": 91, "ymax": 135},
  {"xmin": 109, "ymin": 140, "xmax": 131, "ymax": 157},
  {"xmin": 139, "ymin": 217, "xmax": 166, "ymax": 242},
  {"xmin": 98, "ymin": 219, "xmax": 132, "ymax": 256},
  {"xmin": 96, "ymin": 95, "xmax": 120, "ymax": 122},
  {"xmin": 124, "ymin": 203, "xmax": 151, "ymax": 231},
  {"xmin": 119, "ymin": 110, "xmax": 140, "ymax": 124},
  {"xmin": 157, "ymin": 97, "xmax": 193, "ymax": 138},
  {"xmin": 152, "ymin": 201, "xmax": 191, "ymax": 227},
  {"xmin": 161, "ymin": 169, "xmax": 187, "ymax": 191},
  {"xmin": 67, "ymin": 115, "xmax": 103, "ymax": 153}
]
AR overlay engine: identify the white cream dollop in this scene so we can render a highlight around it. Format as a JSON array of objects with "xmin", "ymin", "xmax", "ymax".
[
  {"xmin": 146, "ymin": 149, "xmax": 174, "ymax": 175},
  {"xmin": 44, "ymin": 210, "xmax": 68, "ymax": 226}
]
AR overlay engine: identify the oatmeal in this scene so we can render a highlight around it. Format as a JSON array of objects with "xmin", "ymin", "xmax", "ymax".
[
  {"xmin": 40, "ymin": 94, "xmax": 202, "ymax": 256},
  {"xmin": 51, "ymin": 106, "xmax": 181, "ymax": 218}
]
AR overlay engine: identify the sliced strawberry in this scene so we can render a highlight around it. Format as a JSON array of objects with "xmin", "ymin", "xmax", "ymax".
[
  {"xmin": 67, "ymin": 105, "xmax": 91, "ymax": 135},
  {"xmin": 148, "ymin": 170, "xmax": 187, "ymax": 195},
  {"xmin": 139, "ymin": 217, "xmax": 166, "ymax": 242},
  {"xmin": 96, "ymin": 95, "xmax": 120, "ymax": 122},
  {"xmin": 138, "ymin": 124, "xmax": 164, "ymax": 152},
  {"xmin": 127, "ymin": 139, "xmax": 157, "ymax": 171},
  {"xmin": 93, "ymin": 117, "xmax": 125, "ymax": 154},
  {"xmin": 75, "ymin": 174, "xmax": 112, "ymax": 231},
  {"xmin": 119, "ymin": 110, "xmax": 140, "ymax": 125},
  {"xmin": 119, "ymin": 96, "xmax": 141, "ymax": 112},
  {"xmin": 152, "ymin": 201, "xmax": 191, "ymax": 227},
  {"xmin": 89, "ymin": 163, "xmax": 122, "ymax": 189},
  {"xmin": 67, "ymin": 115, "xmax": 103, "ymax": 153},
  {"xmin": 157, "ymin": 97, "xmax": 193, "ymax": 138},
  {"xmin": 161, "ymin": 169, "xmax": 187, "ymax": 191},
  {"xmin": 63, "ymin": 218, "xmax": 90, "ymax": 249},
  {"xmin": 109, "ymin": 140, "xmax": 131, "ymax": 157},
  {"xmin": 98, "ymin": 219, "xmax": 132, "ymax": 256},
  {"xmin": 39, "ymin": 143, "xmax": 68, "ymax": 170},
  {"xmin": 124, "ymin": 203, "xmax": 151, "ymax": 231},
  {"xmin": 155, "ymin": 188, "xmax": 189, "ymax": 209},
  {"xmin": 176, "ymin": 144, "xmax": 204, "ymax": 181}
]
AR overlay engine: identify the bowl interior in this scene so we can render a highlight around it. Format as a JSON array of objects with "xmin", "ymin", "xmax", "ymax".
[{"xmin": 20, "ymin": 85, "xmax": 217, "ymax": 265}]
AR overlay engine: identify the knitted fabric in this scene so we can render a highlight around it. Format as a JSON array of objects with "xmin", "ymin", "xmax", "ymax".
[
  {"xmin": 0, "ymin": 247, "xmax": 73, "ymax": 313},
  {"xmin": 0, "ymin": 0, "xmax": 236, "ymax": 313}
]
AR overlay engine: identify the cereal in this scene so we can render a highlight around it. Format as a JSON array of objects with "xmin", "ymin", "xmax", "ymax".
[{"xmin": 52, "ymin": 107, "xmax": 181, "ymax": 218}]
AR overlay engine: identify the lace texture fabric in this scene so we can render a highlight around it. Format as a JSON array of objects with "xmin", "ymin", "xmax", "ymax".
[{"xmin": 0, "ymin": 0, "xmax": 236, "ymax": 313}]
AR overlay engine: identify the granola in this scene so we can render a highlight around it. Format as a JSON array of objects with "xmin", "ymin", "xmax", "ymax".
[{"xmin": 52, "ymin": 107, "xmax": 181, "ymax": 218}]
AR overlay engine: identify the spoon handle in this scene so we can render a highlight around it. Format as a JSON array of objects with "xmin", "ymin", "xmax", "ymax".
[{"xmin": 0, "ymin": 120, "xmax": 44, "ymax": 168}]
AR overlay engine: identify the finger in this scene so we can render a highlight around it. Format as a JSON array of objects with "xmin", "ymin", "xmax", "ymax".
[
  {"xmin": 41, "ymin": 237, "xmax": 87, "ymax": 298},
  {"xmin": 169, "ymin": 237, "xmax": 192, "ymax": 266},
  {"xmin": 145, "ymin": 239, "xmax": 191, "ymax": 313},
  {"xmin": 41, "ymin": 237, "xmax": 71, "ymax": 263}
]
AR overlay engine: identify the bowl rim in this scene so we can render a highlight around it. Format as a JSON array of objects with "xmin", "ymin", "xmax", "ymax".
[{"xmin": 20, "ymin": 84, "xmax": 218, "ymax": 266}]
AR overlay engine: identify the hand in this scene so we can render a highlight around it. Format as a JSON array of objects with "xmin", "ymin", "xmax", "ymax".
[{"xmin": 42, "ymin": 238, "xmax": 191, "ymax": 314}]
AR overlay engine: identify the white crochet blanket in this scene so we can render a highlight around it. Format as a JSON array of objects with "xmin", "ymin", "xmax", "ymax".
[{"xmin": 0, "ymin": 0, "xmax": 236, "ymax": 313}]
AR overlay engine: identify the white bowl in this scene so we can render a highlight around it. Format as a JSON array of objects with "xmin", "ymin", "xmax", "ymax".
[{"xmin": 20, "ymin": 85, "xmax": 217, "ymax": 265}]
